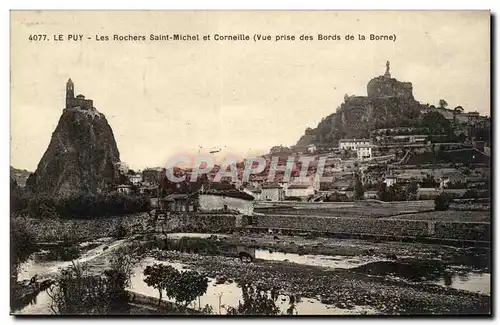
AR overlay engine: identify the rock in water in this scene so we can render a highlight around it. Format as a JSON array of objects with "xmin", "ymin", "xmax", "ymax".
[{"xmin": 26, "ymin": 105, "xmax": 120, "ymax": 196}]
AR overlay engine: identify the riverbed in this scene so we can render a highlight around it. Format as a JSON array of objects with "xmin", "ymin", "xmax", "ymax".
[{"xmin": 13, "ymin": 233, "xmax": 491, "ymax": 315}]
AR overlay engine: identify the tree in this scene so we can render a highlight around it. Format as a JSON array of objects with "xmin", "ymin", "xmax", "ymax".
[
  {"xmin": 422, "ymin": 174, "xmax": 439, "ymax": 188},
  {"xmin": 377, "ymin": 182, "xmax": 389, "ymax": 201},
  {"xmin": 434, "ymin": 193, "xmax": 452, "ymax": 211},
  {"xmin": 454, "ymin": 106, "xmax": 464, "ymax": 114},
  {"xmin": 388, "ymin": 183, "xmax": 406, "ymax": 201},
  {"xmin": 10, "ymin": 217, "xmax": 37, "ymax": 286},
  {"xmin": 169, "ymin": 271, "xmax": 208, "ymax": 310},
  {"xmin": 10, "ymin": 179, "xmax": 27, "ymax": 213},
  {"xmin": 462, "ymin": 189, "xmax": 479, "ymax": 199},
  {"xmin": 438, "ymin": 99, "xmax": 448, "ymax": 109},
  {"xmin": 114, "ymin": 221, "xmax": 128, "ymax": 239},
  {"xmin": 422, "ymin": 111, "xmax": 451, "ymax": 135},
  {"xmin": 269, "ymin": 145, "xmax": 292, "ymax": 155},
  {"xmin": 354, "ymin": 176, "xmax": 365, "ymax": 200},
  {"xmin": 406, "ymin": 181, "xmax": 419, "ymax": 201},
  {"xmin": 143, "ymin": 263, "xmax": 179, "ymax": 305}
]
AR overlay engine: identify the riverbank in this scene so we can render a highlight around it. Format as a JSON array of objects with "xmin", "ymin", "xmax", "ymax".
[{"xmin": 163, "ymin": 232, "xmax": 490, "ymax": 271}]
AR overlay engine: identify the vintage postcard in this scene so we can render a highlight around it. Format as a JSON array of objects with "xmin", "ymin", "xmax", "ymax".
[{"xmin": 10, "ymin": 10, "xmax": 491, "ymax": 316}]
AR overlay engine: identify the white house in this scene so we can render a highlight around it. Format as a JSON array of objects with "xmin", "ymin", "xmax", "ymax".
[
  {"xmin": 307, "ymin": 144, "xmax": 317, "ymax": 154},
  {"xmin": 339, "ymin": 138, "xmax": 371, "ymax": 151},
  {"xmin": 286, "ymin": 183, "xmax": 315, "ymax": 199},
  {"xmin": 128, "ymin": 173, "xmax": 143, "ymax": 185},
  {"xmin": 383, "ymin": 176, "xmax": 397, "ymax": 187},
  {"xmin": 261, "ymin": 183, "xmax": 285, "ymax": 201},
  {"xmin": 199, "ymin": 188, "xmax": 255, "ymax": 215},
  {"xmin": 116, "ymin": 184, "xmax": 133, "ymax": 194},
  {"xmin": 356, "ymin": 144, "xmax": 373, "ymax": 161}
]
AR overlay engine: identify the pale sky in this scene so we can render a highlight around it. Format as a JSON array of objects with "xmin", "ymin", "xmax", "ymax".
[{"xmin": 10, "ymin": 11, "xmax": 490, "ymax": 171}]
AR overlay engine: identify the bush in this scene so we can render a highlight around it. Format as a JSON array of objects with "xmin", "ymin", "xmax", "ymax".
[
  {"xmin": 462, "ymin": 189, "xmax": 479, "ymax": 199},
  {"xmin": 325, "ymin": 192, "xmax": 349, "ymax": 202},
  {"xmin": 175, "ymin": 237, "xmax": 219, "ymax": 255},
  {"xmin": 114, "ymin": 222, "xmax": 128, "ymax": 239},
  {"xmin": 434, "ymin": 193, "xmax": 452, "ymax": 211},
  {"xmin": 48, "ymin": 262, "xmax": 111, "ymax": 315},
  {"xmin": 226, "ymin": 283, "xmax": 280, "ymax": 315},
  {"xmin": 48, "ymin": 255, "xmax": 137, "ymax": 315},
  {"xmin": 52, "ymin": 245, "xmax": 80, "ymax": 261}
]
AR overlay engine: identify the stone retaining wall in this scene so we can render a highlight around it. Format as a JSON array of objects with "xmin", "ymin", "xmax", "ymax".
[
  {"xmin": 23, "ymin": 209, "xmax": 489, "ymax": 243},
  {"xmin": 25, "ymin": 212, "xmax": 238, "ymax": 242},
  {"xmin": 252, "ymin": 214, "xmax": 490, "ymax": 241}
]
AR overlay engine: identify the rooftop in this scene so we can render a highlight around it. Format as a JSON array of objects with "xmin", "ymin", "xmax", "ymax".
[
  {"xmin": 339, "ymin": 139, "xmax": 371, "ymax": 143},
  {"xmin": 261, "ymin": 183, "xmax": 282, "ymax": 189},
  {"xmin": 163, "ymin": 193, "xmax": 196, "ymax": 202},
  {"xmin": 202, "ymin": 188, "xmax": 255, "ymax": 201},
  {"xmin": 288, "ymin": 184, "xmax": 312, "ymax": 189}
]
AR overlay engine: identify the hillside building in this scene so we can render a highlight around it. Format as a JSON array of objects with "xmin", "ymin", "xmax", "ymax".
[
  {"xmin": 339, "ymin": 139, "xmax": 371, "ymax": 151},
  {"xmin": 357, "ymin": 144, "xmax": 373, "ymax": 161},
  {"xmin": 286, "ymin": 183, "xmax": 315, "ymax": 200},
  {"xmin": 261, "ymin": 183, "xmax": 285, "ymax": 201}
]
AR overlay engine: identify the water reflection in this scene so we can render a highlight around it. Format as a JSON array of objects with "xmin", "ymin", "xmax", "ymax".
[
  {"xmin": 352, "ymin": 261, "xmax": 490, "ymax": 295},
  {"xmin": 128, "ymin": 257, "xmax": 379, "ymax": 315},
  {"xmin": 434, "ymin": 272, "xmax": 490, "ymax": 295},
  {"xmin": 256, "ymin": 250, "xmax": 386, "ymax": 269}
]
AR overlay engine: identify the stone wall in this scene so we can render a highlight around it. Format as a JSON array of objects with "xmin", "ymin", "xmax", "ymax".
[
  {"xmin": 25, "ymin": 212, "xmax": 239, "ymax": 242},
  {"xmin": 253, "ymin": 215, "xmax": 428, "ymax": 237},
  {"xmin": 165, "ymin": 213, "xmax": 237, "ymax": 232},
  {"xmin": 252, "ymin": 214, "xmax": 489, "ymax": 241}
]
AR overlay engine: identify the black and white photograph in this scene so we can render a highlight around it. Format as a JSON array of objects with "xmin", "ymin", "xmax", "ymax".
[{"xmin": 9, "ymin": 10, "xmax": 491, "ymax": 316}]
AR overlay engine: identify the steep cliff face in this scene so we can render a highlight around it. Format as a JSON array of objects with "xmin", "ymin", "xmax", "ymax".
[
  {"xmin": 295, "ymin": 73, "xmax": 424, "ymax": 148},
  {"xmin": 26, "ymin": 107, "xmax": 120, "ymax": 196}
]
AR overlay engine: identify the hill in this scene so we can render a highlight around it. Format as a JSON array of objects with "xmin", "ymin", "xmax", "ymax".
[
  {"xmin": 26, "ymin": 79, "xmax": 121, "ymax": 196},
  {"xmin": 295, "ymin": 63, "xmax": 426, "ymax": 149}
]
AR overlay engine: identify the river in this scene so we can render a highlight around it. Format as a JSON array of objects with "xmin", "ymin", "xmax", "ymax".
[{"xmin": 13, "ymin": 233, "xmax": 490, "ymax": 315}]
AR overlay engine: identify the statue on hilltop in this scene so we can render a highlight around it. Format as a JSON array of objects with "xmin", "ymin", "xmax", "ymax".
[{"xmin": 384, "ymin": 61, "xmax": 391, "ymax": 78}]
